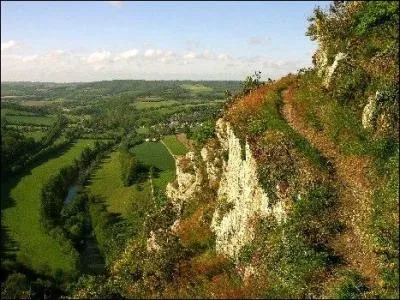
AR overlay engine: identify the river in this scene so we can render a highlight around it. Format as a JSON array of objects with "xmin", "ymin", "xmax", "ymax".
[{"xmin": 64, "ymin": 185, "xmax": 105, "ymax": 274}]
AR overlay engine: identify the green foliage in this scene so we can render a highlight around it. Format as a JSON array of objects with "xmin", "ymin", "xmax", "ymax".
[
  {"xmin": 1, "ymin": 273, "xmax": 30, "ymax": 299},
  {"xmin": 187, "ymin": 120, "xmax": 216, "ymax": 146},
  {"xmin": 241, "ymin": 71, "xmax": 264, "ymax": 95},
  {"xmin": 333, "ymin": 271, "xmax": 368, "ymax": 299},
  {"xmin": 119, "ymin": 148, "xmax": 138, "ymax": 186},
  {"xmin": 253, "ymin": 184, "xmax": 338, "ymax": 298},
  {"xmin": 370, "ymin": 153, "xmax": 399, "ymax": 299},
  {"xmin": 354, "ymin": 1, "xmax": 399, "ymax": 36},
  {"xmin": 238, "ymin": 244, "xmax": 256, "ymax": 264}
]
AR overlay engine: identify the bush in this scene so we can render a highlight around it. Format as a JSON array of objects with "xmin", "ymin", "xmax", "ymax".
[{"xmin": 333, "ymin": 272, "xmax": 368, "ymax": 299}]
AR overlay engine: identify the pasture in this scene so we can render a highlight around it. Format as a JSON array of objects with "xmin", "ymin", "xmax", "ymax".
[
  {"xmin": 162, "ymin": 135, "xmax": 188, "ymax": 155},
  {"xmin": 132, "ymin": 141, "xmax": 176, "ymax": 191},
  {"xmin": 181, "ymin": 83, "xmax": 213, "ymax": 93},
  {"xmin": 5, "ymin": 115, "xmax": 56, "ymax": 126},
  {"xmin": 1, "ymin": 140, "xmax": 95, "ymax": 276},
  {"xmin": 87, "ymin": 151, "xmax": 151, "ymax": 217},
  {"xmin": 132, "ymin": 141, "xmax": 175, "ymax": 171},
  {"xmin": 132, "ymin": 100, "xmax": 179, "ymax": 110},
  {"xmin": 24, "ymin": 130, "xmax": 46, "ymax": 141}
]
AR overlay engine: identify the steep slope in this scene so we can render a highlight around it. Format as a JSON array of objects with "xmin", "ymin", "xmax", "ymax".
[{"xmin": 72, "ymin": 2, "xmax": 398, "ymax": 299}]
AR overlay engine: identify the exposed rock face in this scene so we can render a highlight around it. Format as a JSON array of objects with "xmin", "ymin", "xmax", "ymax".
[
  {"xmin": 166, "ymin": 118, "xmax": 287, "ymax": 260},
  {"xmin": 323, "ymin": 52, "xmax": 347, "ymax": 88},
  {"xmin": 211, "ymin": 119, "xmax": 285, "ymax": 259},
  {"xmin": 166, "ymin": 151, "xmax": 202, "ymax": 214},
  {"xmin": 362, "ymin": 91, "xmax": 380, "ymax": 129}
]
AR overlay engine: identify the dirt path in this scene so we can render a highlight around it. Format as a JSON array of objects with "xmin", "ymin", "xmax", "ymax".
[{"xmin": 280, "ymin": 88, "xmax": 379, "ymax": 288}]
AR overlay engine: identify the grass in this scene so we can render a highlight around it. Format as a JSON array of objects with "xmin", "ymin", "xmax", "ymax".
[
  {"xmin": 1, "ymin": 108, "xmax": 36, "ymax": 116},
  {"xmin": 1, "ymin": 139, "xmax": 95, "ymax": 277},
  {"xmin": 24, "ymin": 130, "xmax": 46, "ymax": 141},
  {"xmin": 87, "ymin": 151, "xmax": 151, "ymax": 217},
  {"xmin": 133, "ymin": 100, "xmax": 179, "ymax": 110},
  {"xmin": 181, "ymin": 83, "xmax": 213, "ymax": 93},
  {"xmin": 5, "ymin": 115, "xmax": 56, "ymax": 126},
  {"xmin": 162, "ymin": 135, "xmax": 188, "ymax": 155},
  {"xmin": 132, "ymin": 141, "xmax": 175, "ymax": 171},
  {"xmin": 132, "ymin": 141, "xmax": 176, "ymax": 191}
]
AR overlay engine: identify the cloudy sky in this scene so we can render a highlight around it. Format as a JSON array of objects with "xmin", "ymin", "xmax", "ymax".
[{"xmin": 1, "ymin": 1, "xmax": 326, "ymax": 82}]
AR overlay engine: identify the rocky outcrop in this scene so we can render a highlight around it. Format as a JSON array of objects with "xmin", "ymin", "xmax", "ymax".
[
  {"xmin": 210, "ymin": 119, "xmax": 286, "ymax": 259},
  {"xmin": 167, "ymin": 118, "xmax": 287, "ymax": 260},
  {"xmin": 166, "ymin": 152, "xmax": 203, "ymax": 214},
  {"xmin": 323, "ymin": 52, "xmax": 347, "ymax": 88},
  {"xmin": 362, "ymin": 91, "xmax": 381, "ymax": 129}
]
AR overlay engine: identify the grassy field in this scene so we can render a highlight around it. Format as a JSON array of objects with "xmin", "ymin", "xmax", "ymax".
[
  {"xmin": 1, "ymin": 140, "xmax": 95, "ymax": 276},
  {"xmin": 162, "ymin": 135, "xmax": 188, "ymax": 155},
  {"xmin": 132, "ymin": 141, "xmax": 176, "ymax": 191},
  {"xmin": 132, "ymin": 141, "xmax": 175, "ymax": 171},
  {"xmin": 5, "ymin": 115, "xmax": 56, "ymax": 126},
  {"xmin": 24, "ymin": 130, "xmax": 46, "ymax": 141},
  {"xmin": 133, "ymin": 100, "xmax": 179, "ymax": 110},
  {"xmin": 87, "ymin": 151, "xmax": 151, "ymax": 217},
  {"xmin": 1, "ymin": 108, "xmax": 36, "ymax": 116},
  {"xmin": 181, "ymin": 83, "xmax": 213, "ymax": 93}
]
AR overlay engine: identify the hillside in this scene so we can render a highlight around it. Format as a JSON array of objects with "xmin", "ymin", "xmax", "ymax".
[
  {"xmin": 1, "ymin": 1, "xmax": 398, "ymax": 299},
  {"xmin": 68, "ymin": 2, "xmax": 399, "ymax": 299}
]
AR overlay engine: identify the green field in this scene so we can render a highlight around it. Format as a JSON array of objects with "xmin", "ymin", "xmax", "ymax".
[
  {"xmin": 181, "ymin": 83, "xmax": 213, "ymax": 93},
  {"xmin": 1, "ymin": 140, "xmax": 95, "ymax": 276},
  {"xmin": 132, "ymin": 141, "xmax": 175, "ymax": 171},
  {"xmin": 133, "ymin": 100, "xmax": 179, "ymax": 110},
  {"xmin": 24, "ymin": 130, "xmax": 46, "ymax": 141},
  {"xmin": 1, "ymin": 108, "xmax": 36, "ymax": 116},
  {"xmin": 132, "ymin": 141, "xmax": 176, "ymax": 191},
  {"xmin": 162, "ymin": 135, "xmax": 188, "ymax": 155},
  {"xmin": 87, "ymin": 151, "xmax": 151, "ymax": 217},
  {"xmin": 5, "ymin": 115, "xmax": 56, "ymax": 126}
]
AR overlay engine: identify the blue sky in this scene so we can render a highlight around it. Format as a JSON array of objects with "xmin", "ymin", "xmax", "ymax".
[{"xmin": 1, "ymin": 1, "xmax": 328, "ymax": 82}]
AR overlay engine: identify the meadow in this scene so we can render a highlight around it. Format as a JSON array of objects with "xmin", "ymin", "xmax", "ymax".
[
  {"xmin": 5, "ymin": 115, "xmax": 56, "ymax": 126},
  {"xmin": 24, "ymin": 130, "xmax": 46, "ymax": 141},
  {"xmin": 87, "ymin": 151, "xmax": 151, "ymax": 217},
  {"xmin": 1, "ymin": 140, "xmax": 95, "ymax": 277},
  {"xmin": 181, "ymin": 83, "xmax": 213, "ymax": 93},
  {"xmin": 162, "ymin": 135, "xmax": 188, "ymax": 155},
  {"xmin": 132, "ymin": 100, "xmax": 180, "ymax": 110}
]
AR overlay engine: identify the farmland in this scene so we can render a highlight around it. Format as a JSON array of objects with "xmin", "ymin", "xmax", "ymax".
[
  {"xmin": 4, "ymin": 115, "xmax": 56, "ymax": 126},
  {"xmin": 1, "ymin": 140, "xmax": 95, "ymax": 277},
  {"xmin": 132, "ymin": 141, "xmax": 176, "ymax": 191},
  {"xmin": 87, "ymin": 151, "xmax": 151, "ymax": 217},
  {"xmin": 162, "ymin": 135, "xmax": 188, "ymax": 155}
]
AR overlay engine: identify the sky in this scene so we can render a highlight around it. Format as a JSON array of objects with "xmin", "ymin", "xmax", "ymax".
[{"xmin": 1, "ymin": 1, "xmax": 328, "ymax": 82}]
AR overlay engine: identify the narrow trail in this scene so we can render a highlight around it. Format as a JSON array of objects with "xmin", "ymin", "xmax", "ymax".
[{"xmin": 280, "ymin": 88, "xmax": 380, "ymax": 287}]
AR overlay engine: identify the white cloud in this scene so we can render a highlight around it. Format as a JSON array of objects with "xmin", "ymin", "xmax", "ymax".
[
  {"xmin": 217, "ymin": 54, "xmax": 231, "ymax": 61},
  {"xmin": 1, "ymin": 45, "xmax": 312, "ymax": 82},
  {"xmin": 106, "ymin": 1, "xmax": 123, "ymax": 7},
  {"xmin": 1, "ymin": 40, "xmax": 17, "ymax": 51},
  {"xmin": 144, "ymin": 48, "xmax": 164, "ymax": 58},
  {"xmin": 144, "ymin": 48, "xmax": 155, "ymax": 57},
  {"xmin": 21, "ymin": 54, "xmax": 39, "ymax": 62},
  {"xmin": 114, "ymin": 49, "xmax": 139, "ymax": 61},
  {"xmin": 183, "ymin": 52, "xmax": 196, "ymax": 59},
  {"xmin": 86, "ymin": 51, "xmax": 111, "ymax": 64}
]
